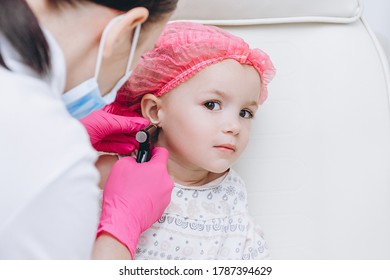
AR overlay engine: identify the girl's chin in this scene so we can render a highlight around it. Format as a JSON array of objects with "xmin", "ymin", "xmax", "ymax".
[{"xmin": 205, "ymin": 166, "xmax": 231, "ymax": 175}]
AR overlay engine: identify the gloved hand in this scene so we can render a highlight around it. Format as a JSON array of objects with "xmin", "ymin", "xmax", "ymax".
[
  {"xmin": 79, "ymin": 104, "xmax": 148, "ymax": 154},
  {"xmin": 96, "ymin": 147, "xmax": 173, "ymax": 258}
]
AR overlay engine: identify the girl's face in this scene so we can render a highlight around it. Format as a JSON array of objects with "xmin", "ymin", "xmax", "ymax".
[{"xmin": 155, "ymin": 59, "xmax": 261, "ymax": 177}]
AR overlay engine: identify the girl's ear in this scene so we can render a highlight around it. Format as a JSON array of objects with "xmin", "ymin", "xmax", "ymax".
[{"xmin": 141, "ymin": 94, "xmax": 162, "ymax": 125}]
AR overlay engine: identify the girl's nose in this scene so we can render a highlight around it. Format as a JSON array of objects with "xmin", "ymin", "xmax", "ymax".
[{"xmin": 222, "ymin": 115, "xmax": 240, "ymax": 135}]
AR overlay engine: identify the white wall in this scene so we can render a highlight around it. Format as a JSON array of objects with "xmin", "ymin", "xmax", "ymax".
[{"xmin": 362, "ymin": 0, "xmax": 390, "ymax": 59}]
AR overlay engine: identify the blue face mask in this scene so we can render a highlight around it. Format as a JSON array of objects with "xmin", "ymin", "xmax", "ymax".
[{"xmin": 62, "ymin": 15, "xmax": 141, "ymax": 119}]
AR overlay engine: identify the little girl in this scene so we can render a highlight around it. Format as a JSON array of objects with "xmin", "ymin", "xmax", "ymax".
[{"xmin": 108, "ymin": 22, "xmax": 275, "ymax": 259}]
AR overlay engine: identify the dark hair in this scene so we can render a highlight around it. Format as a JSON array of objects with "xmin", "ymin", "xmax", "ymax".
[
  {"xmin": 48, "ymin": 0, "xmax": 179, "ymax": 23},
  {"xmin": 0, "ymin": 0, "xmax": 50, "ymax": 75},
  {"xmin": 0, "ymin": 0, "xmax": 178, "ymax": 76}
]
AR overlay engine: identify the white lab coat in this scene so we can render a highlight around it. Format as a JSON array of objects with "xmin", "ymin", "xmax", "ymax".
[{"xmin": 0, "ymin": 29, "xmax": 100, "ymax": 259}]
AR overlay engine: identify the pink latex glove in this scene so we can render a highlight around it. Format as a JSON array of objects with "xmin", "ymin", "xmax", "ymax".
[
  {"xmin": 79, "ymin": 105, "xmax": 148, "ymax": 154},
  {"xmin": 96, "ymin": 147, "xmax": 173, "ymax": 258}
]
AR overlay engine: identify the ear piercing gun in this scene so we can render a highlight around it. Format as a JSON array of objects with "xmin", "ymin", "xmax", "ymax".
[{"xmin": 135, "ymin": 124, "xmax": 158, "ymax": 163}]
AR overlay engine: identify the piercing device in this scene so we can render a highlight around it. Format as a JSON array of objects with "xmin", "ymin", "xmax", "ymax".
[{"xmin": 135, "ymin": 124, "xmax": 158, "ymax": 163}]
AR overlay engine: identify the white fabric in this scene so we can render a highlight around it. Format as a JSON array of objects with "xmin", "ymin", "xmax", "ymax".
[
  {"xmin": 0, "ymin": 30, "xmax": 100, "ymax": 259},
  {"xmin": 135, "ymin": 169, "xmax": 269, "ymax": 260}
]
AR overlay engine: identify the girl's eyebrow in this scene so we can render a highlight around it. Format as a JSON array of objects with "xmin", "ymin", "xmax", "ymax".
[
  {"xmin": 209, "ymin": 88, "xmax": 227, "ymax": 98},
  {"xmin": 247, "ymin": 101, "xmax": 259, "ymax": 109}
]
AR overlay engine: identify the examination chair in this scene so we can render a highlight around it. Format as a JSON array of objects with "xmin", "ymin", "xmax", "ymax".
[{"xmin": 172, "ymin": 0, "xmax": 390, "ymax": 259}]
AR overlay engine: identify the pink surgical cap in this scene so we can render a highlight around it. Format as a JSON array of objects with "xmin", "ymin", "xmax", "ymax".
[{"xmin": 116, "ymin": 22, "xmax": 276, "ymax": 114}]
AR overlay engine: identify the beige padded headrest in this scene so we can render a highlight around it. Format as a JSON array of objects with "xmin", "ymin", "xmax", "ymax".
[{"xmin": 171, "ymin": 0, "xmax": 363, "ymax": 24}]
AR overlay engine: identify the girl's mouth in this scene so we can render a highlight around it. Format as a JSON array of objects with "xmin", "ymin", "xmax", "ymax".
[{"xmin": 214, "ymin": 144, "xmax": 236, "ymax": 152}]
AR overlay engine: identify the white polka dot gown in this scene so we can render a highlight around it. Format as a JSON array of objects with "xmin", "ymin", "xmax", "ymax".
[{"xmin": 135, "ymin": 169, "xmax": 269, "ymax": 260}]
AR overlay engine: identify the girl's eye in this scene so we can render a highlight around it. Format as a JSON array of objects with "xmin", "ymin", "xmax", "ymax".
[
  {"xmin": 240, "ymin": 109, "xmax": 254, "ymax": 119},
  {"xmin": 204, "ymin": 101, "xmax": 221, "ymax": 111}
]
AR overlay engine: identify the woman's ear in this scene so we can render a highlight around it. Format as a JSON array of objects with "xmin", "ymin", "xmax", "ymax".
[
  {"xmin": 104, "ymin": 7, "xmax": 149, "ymax": 57},
  {"xmin": 141, "ymin": 94, "xmax": 162, "ymax": 125}
]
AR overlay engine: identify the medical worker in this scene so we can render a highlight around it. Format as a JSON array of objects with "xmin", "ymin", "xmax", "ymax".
[{"xmin": 0, "ymin": 0, "xmax": 178, "ymax": 259}]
